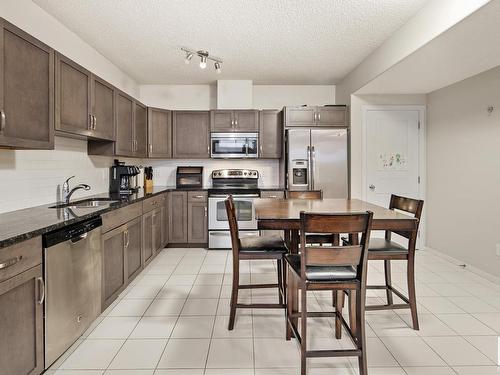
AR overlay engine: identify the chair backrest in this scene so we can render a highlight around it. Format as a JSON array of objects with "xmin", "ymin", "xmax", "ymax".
[
  {"xmin": 225, "ymin": 196, "xmax": 240, "ymax": 257},
  {"xmin": 286, "ymin": 190, "xmax": 323, "ymax": 199},
  {"xmin": 300, "ymin": 211, "xmax": 373, "ymax": 282},
  {"xmin": 387, "ymin": 194, "xmax": 424, "ymax": 240}
]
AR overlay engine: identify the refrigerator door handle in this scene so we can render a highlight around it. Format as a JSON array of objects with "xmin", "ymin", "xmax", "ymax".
[
  {"xmin": 307, "ymin": 145, "xmax": 312, "ymax": 190},
  {"xmin": 311, "ymin": 146, "xmax": 316, "ymax": 190}
]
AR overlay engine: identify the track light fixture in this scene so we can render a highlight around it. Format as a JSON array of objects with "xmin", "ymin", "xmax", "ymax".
[{"xmin": 181, "ymin": 47, "xmax": 222, "ymax": 73}]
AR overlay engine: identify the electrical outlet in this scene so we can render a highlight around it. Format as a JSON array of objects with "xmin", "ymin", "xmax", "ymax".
[{"xmin": 496, "ymin": 244, "xmax": 500, "ymax": 257}]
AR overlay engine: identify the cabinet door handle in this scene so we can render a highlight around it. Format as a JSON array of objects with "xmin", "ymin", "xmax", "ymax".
[
  {"xmin": 317, "ymin": 112, "xmax": 321, "ymax": 122},
  {"xmin": 0, "ymin": 110, "xmax": 6, "ymax": 132},
  {"xmin": 37, "ymin": 277, "xmax": 45, "ymax": 305},
  {"xmin": 149, "ymin": 144, "xmax": 153, "ymax": 154},
  {"xmin": 124, "ymin": 230, "xmax": 130, "ymax": 248},
  {"xmin": 93, "ymin": 115, "xmax": 97, "ymax": 130},
  {"xmin": 88, "ymin": 114, "xmax": 93, "ymax": 130},
  {"xmin": 204, "ymin": 206, "xmax": 207, "ymax": 217},
  {"xmin": 0, "ymin": 255, "xmax": 22, "ymax": 270}
]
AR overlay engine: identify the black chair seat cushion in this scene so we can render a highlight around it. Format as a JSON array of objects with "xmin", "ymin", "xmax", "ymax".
[
  {"xmin": 239, "ymin": 234, "xmax": 288, "ymax": 253},
  {"xmin": 369, "ymin": 238, "xmax": 408, "ymax": 254},
  {"xmin": 285, "ymin": 254, "xmax": 357, "ymax": 282}
]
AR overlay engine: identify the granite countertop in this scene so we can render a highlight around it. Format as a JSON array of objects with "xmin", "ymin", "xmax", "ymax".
[{"xmin": 0, "ymin": 185, "xmax": 285, "ymax": 249}]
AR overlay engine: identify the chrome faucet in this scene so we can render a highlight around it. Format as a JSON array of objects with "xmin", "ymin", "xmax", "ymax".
[{"xmin": 62, "ymin": 176, "xmax": 91, "ymax": 203}]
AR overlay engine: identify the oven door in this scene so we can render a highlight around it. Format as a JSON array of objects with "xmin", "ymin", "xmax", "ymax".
[
  {"xmin": 208, "ymin": 194, "xmax": 258, "ymax": 230},
  {"xmin": 211, "ymin": 133, "xmax": 258, "ymax": 158}
]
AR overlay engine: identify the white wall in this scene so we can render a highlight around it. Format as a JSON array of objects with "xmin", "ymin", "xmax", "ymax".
[
  {"xmin": 140, "ymin": 85, "xmax": 217, "ymax": 110},
  {"xmin": 336, "ymin": 0, "xmax": 490, "ymax": 104},
  {"xmin": 0, "ymin": 137, "xmax": 137, "ymax": 213},
  {"xmin": 140, "ymin": 84, "xmax": 336, "ymax": 109},
  {"xmin": 253, "ymin": 85, "xmax": 335, "ymax": 109},
  {"xmin": 426, "ymin": 65, "xmax": 500, "ymax": 277},
  {"xmin": 217, "ymin": 80, "xmax": 253, "ymax": 109},
  {"xmin": 349, "ymin": 94, "xmax": 426, "ymax": 200}
]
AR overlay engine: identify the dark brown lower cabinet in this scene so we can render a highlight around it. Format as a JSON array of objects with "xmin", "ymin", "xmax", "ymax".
[
  {"xmin": 0, "ymin": 264, "xmax": 44, "ymax": 375},
  {"xmin": 169, "ymin": 191, "xmax": 188, "ymax": 243},
  {"xmin": 102, "ymin": 225, "xmax": 126, "ymax": 309},
  {"xmin": 126, "ymin": 216, "xmax": 143, "ymax": 281},
  {"xmin": 143, "ymin": 208, "xmax": 162, "ymax": 266},
  {"xmin": 169, "ymin": 191, "xmax": 207, "ymax": 245},
  {"xmin": 188, "ymin": 201, "xmax": 208, "ymax": 243}
]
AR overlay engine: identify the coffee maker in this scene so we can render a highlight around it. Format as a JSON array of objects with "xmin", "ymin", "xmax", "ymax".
[{"xmin": 109, "ymin": 159, "xmax": 140, "ymax": 194}]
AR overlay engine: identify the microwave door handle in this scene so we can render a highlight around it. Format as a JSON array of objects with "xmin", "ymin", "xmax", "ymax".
[{"xmin": 245, "ymin": 138, "xmax": 249, "ymax": 157}]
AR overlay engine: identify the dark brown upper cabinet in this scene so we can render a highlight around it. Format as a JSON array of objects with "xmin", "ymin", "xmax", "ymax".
[
  {"xmin": 55, "ymin": 53, "xmax": 92, "ymax": 136},
  {"xmin": 148, "ymin": 107, "xmax": 172, "ymax": 158},
  {"xmin": 90, "ymin": 91, "xmax": 145, "ymax": 157},
  {"xmin": 259, "ymin": 110, "xmax": 282, "ymax": 159},
  {"xmin": 114, "ymin": 91, "xmax": 134, "ymax": 156},
  {"xmin": 133, "ymin": 101, "xmax": 147, "ymax": 158},
  {"xmin": 284, "ymin": 106, "xmax": 348, "ymax": 127},
  {"xmin": 91, "ymin": 75, "xmax": 115, "ymax": 141},
  {"xmin": 210, "ymin": 110, "xmax": 258, "ymax": 132},
  {"xmin": 56, "ymin": 52, "xmax": 116, "ymax": 141},
  {"xmin": 0, "ymin": 18, "xmax": 54, "ymax": 149},
  {"xmin": 172, "ymin": 111, "xmax": 210, "ymax": 159}
]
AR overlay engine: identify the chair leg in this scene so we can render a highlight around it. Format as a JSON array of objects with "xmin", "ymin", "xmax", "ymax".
[
  {"xmin": 277, "ymin": 259, "xmax": 283, "ymax": 305},
  {"xmin": 356, "ymin": 288, "xmax": 368, "ymax": 375},
  {"xmin": 348, "ymin": 290, "xmax": 357, "ymax": 337},
  {"xmin": 384, "ymin": 260, "xmax": 394, "ymax": 305},
  {"xmin": 228, "ymin": 260, "xmax": 240, "ymax": 331},
  {"xmin": 300, "ymin": 281, "xmax": 307, "ymax": 375},
  {"xmin": 286, "ymin": 266, "xmax": 293, "ymax": 340},
  {"xmin": 407, "ymin": 255, "xmax": 420, "ymax": 330},
  {"xmin": 282, "ymin": 258, "xmax": 287, "ymax": 306},
  {"xmin": 335, "ymin": 290, "xmax": 344, "ymax": 339}
]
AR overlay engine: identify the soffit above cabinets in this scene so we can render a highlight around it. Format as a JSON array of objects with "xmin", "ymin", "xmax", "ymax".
[{"xmin": 33, "ymin": 0, "xmax": 427, "ymax": 85}]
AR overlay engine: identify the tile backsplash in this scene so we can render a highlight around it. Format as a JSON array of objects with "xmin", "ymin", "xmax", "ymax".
[{"xmin": 0, "ymin": 136, "xmax": 280, "ymax": 214}]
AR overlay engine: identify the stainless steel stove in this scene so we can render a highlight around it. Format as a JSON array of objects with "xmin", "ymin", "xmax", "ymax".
[{"xmin": 208, "ymin": 169, "xmax": 260, "ymax": 249}]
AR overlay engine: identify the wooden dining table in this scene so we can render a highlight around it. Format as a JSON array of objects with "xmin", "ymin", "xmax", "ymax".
[{"xmin": 255, "ymin": 198, "xmax": 419, "ymax": 253}]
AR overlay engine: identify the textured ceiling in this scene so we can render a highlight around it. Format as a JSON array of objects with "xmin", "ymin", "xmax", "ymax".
[{"xmin": 33, "ymin": 0, "xmax": 427, "ymax": 84}]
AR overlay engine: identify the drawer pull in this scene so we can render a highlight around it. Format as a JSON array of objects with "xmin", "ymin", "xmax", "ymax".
[
  {"xmin": 268, "ymin": 195, "xmax": 277, "ymax": 198},
  {"xmin": 0, "ymin": 255, "xmax": 22, "ymax": 270},
  {"xmin": 37, "ymin": 277, "xmax": 45, "ymax": 305},
  {"xmin": 194, "ymin": 195, "xmax": 204, "ymax": 199}
]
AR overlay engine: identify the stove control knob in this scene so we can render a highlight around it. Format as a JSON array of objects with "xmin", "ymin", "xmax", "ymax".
[{"xmin": 244, "ymin": 172, "xmax": 247, "ymax": 176}]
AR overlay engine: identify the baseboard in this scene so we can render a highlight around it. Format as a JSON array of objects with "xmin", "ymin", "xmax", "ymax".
[{"xmin": 423, "ymin": 246, "xmax": 500, "ymax": 285}]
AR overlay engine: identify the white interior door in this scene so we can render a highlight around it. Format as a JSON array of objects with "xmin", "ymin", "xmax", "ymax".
[{"xmin": 365, "ymin": 109, "xmax": 421, "ymax": 244}]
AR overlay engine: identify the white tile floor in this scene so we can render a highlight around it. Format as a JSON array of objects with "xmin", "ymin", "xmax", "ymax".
[{"xmin": 47, "ymin": 247, "xmax": 500, "ymax": 375}]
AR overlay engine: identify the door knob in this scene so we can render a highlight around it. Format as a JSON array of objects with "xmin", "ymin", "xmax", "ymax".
[{"xmin": 369, "ymin": 184, "xmax": 375, "ymax": 190}]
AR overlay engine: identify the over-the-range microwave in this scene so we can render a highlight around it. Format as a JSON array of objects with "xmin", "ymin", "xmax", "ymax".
[{"xmin": 210, "ymin": 132, "xmax": 258, "ymax": 158}]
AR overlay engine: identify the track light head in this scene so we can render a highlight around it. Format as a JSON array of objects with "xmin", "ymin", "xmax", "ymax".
[
  {"xmin": 184, "ymin": 52, "xmax": 193, "ymax": 64},
  {"xmin": 214, "ymin": 61, "xmax": 221, "ymax": 74}
]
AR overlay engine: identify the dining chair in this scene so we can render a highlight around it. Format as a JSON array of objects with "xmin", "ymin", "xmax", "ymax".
[
  {"xmin": 286, "ymin": 211, "xmax": 373, "ymax": 375},
  {"xmin": 286, "ymin": 190, "xmax": 338, "ymax": 246},
  {"xmin": 225, "ymin": 196, "xmax": 288, "ymax": 330},
  {"xmin": 343, "ymin": 194, "xmax": 424, "ymax": 330}
]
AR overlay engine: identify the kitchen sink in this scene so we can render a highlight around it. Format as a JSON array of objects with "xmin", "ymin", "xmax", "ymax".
[{"xmin": 49, "ymin": 198, "xmax": 119, "ymax": 209}]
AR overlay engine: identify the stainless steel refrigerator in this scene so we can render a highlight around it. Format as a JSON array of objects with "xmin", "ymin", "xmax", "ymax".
[{"xmin": 287, "ymin": 128, "xmax": 349, "ymax": 198}]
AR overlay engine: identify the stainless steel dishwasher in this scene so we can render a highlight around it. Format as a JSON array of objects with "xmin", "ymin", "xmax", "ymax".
[{"xmin": 43, "ymin": 216, "xmax": 102, "ymax": 368}]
